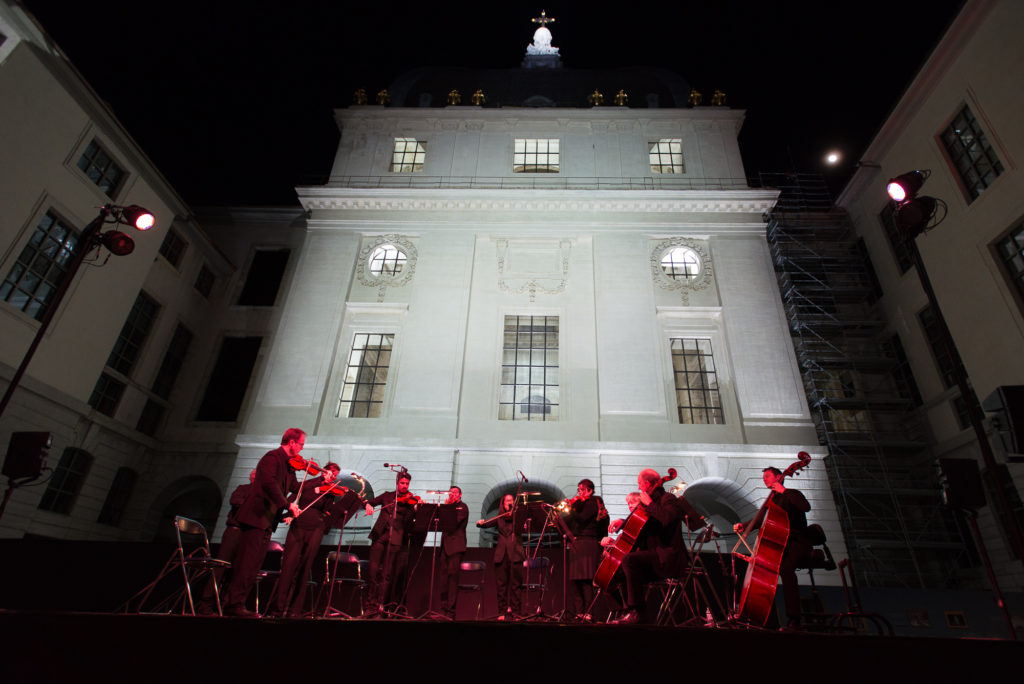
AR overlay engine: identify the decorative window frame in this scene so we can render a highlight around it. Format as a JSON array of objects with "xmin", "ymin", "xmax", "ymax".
[
  {"xmin": 650, "ymin": 237, "xmax": 713, "ymax": 304},
  {"xmin": 356, "ymin": 235, "xmax": 418, "ymax": 300}
]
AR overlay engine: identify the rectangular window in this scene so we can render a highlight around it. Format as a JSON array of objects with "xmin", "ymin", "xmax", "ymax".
[
  {"xmin": 194, "ymin": 264, "xmax": 215, "ymax": 298},
  {"xmin": 158, "ymin": 228, "xmax": 188, "ymax": 268},
  {"xmin": 76, "ymin": 139, "xmax": 125, "ymax": 196},
  {"xmin": 38, "ymin": 448, "xmax": 92, "ymax": 514},
  {"xmin": 390, "ymin": 138, "xmax": 426, "ymax": 172},
  {"xmin": 649, "ymin": 138, "xmax": 684, "ymax": 174},
  {"xmin": 994, "ymin": 221, "xmax": 1024, "ymax": 305},
  {"xmin": 952, "ymin": 395, "xmax": 972, "ymax": 431},
  {"xmin": 855, "ymin": 238, "xmax": 884, "ymax": 305},
  {"xmin": 338, "ymin": 333, "xmax": 394, "ymax": 418},
  {"xmin": 499, "ymin": 315, "xmax": 559, "ymax": 421},
  {"xmin": 879, "ymin": 203, "xmax": 914, "ymax": 274},
  {"xmin": 98, "ymin": 466, "xmax": 138, "ymax": 526},
  {"xmin": 940, "ymin": 105, "xmax": 1003, "ymax": 202},
  {"xmin": 883, "ymin": 334, "xmax": 922, "ymax": 407},
  {"xmin": 237, "ymin": 249, "xmax": 290, "ymax": 306},
  {"xmin": 0, "ymin": 211, "xmax": 79, "ymax": 321},
  {"xmin": 513, "ymin": 139, "xmax": 559, "ymax": 173},
  {"xmin": 136, "ymin": 399, "xmax": 165, "ymax": 437},
  {"xmin": 89, "ymin": 372, "xmax": 126, "ymax": 417},
  {"xmin": 671, "ymin": 338, "xmax": 724, "ymax": 424},
  {"xmin": 107, "ymin": 291, "xmax": 160, "ymax": 376},
  {"xmin": 196, "ymin": 336, "xmax": 262, "ymax": 422},
  {"xmin": 919, "ymin": 304, "xmax": 966, "ymax": 390},
  {"xmin": 151, "ymin": 323, "xmax": 193, "ymax": 399}
]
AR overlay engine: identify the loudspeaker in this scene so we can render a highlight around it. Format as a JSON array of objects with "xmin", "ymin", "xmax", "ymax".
[
  {"xmin": 938, "ymin": 458, "xmax": 986, "ymax": 510},
  {"xmin": 2, "ymin": 431, "xmax": 51, "ymax": 480}
]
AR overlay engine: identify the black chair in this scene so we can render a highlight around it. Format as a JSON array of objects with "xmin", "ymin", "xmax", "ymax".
[
  {"xmin": 254, "ymin": 540, "xmax": 283, "ymax": 615},
  {"xmin": 320, "ymin": 551, "xmax": 369, "ymax": 618},
  {"xmin": 455, "ymin": 561, "xmax": 487, "ymax": 620},
  {"xmin": 520, "ymin": 556, "xmax": 551, "ymax": 616},
  {"xmin": 127, "ymin": 516, "xmax": 231, "ymax": 615}
]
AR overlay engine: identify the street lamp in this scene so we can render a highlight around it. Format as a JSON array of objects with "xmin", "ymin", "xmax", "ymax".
[{"xmin": 887, "ymin": 170, "xmax": 1024, "ymax": 637}]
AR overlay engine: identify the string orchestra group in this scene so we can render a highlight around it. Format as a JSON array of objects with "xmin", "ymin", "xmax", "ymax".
[{"xmin": 201, "ymin": 428, "xmax": 818, "ymax": 630}]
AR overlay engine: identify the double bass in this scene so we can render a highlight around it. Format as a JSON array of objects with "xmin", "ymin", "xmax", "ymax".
[
  {"xmin": 592, "ymin": 468, "xmax": 677, "ymax": 592},
  {"xmin": 733, "ymin": 452, "xmax": 811, "ymax": 626}
]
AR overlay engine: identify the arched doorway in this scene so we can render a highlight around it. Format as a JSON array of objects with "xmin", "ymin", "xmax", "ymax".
[{"xmin": 144, "ymin": 475, "xmax": 223, "ymax": 543}]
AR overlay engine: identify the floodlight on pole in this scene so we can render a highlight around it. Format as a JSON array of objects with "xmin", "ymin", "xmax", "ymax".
[{"xmin": 0, "ymin": 203, "xmax": 156, "ymax": 421}]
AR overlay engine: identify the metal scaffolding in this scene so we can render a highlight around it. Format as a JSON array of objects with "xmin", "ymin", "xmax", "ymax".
[{"xmin": 756, "ymin": 172, "xmax": 978, "ymax": 589}]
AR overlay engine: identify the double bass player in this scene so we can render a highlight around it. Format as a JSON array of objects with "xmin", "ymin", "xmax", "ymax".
[{"xmin": 733, "ymin": 465, "xmax": 812, "ymax": 630}]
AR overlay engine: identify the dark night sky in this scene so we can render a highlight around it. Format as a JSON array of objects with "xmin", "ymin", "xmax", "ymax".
[{"xmin": 22, "ymin": 1, "xmax": 965, "ymax": 206}]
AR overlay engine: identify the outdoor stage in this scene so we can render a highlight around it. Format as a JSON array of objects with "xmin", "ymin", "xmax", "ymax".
[
  {"xmin": 2, "ymin": 609, "xmax": 1022, "ymax": 681},
  {"xmin": 1, "ymin": 538, "xmax": 1022, "ymax": 680}
]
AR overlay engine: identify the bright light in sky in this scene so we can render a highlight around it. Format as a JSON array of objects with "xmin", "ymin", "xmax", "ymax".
[{"xmin": 825, "ymin": 151, "xmax": 841, "ymax": 165}]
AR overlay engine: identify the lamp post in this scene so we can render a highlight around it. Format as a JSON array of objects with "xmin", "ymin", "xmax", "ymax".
[
  {"xmin": 888, "ymin": 171, "xmax": 1024, "ymax": 638},
  {"xmin": 0, "ymin": 204, "xmax": 154, "ymax": 420}
]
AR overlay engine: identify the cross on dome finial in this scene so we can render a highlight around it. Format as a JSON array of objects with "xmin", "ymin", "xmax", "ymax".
[{"xmin": 531, "ymin": 10, "xmax": 555, "ymax": 26}]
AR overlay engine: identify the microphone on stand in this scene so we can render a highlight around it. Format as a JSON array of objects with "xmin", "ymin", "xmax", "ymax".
[{"xmin": 518, "ymin": 470, "xmax": 529, "ymax": 482}]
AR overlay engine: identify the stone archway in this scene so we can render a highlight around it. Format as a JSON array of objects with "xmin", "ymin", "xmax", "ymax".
[
  {"xmin": 143, "ymin": 475, "xmax": 223, "ymax": 543},
  {"xmin": 677, "ymin": 476, "xmax": 760, "ymax": 540},
  {"xmin": 478, "ymin": 478, "xmax": 567, "ymax": 547}
]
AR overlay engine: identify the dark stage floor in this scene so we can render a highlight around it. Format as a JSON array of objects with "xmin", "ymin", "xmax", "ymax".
[{"xmin": 2, "ymin": 609, "xmax": 1022, "ymax": 682}]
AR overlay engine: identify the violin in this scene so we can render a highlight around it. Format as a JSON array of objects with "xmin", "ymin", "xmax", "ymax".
[
  {"xmin": 315, "ymin": 482, "xmax": 350, "ymax": 497},
  {"xmin": 396, "ymin": 492, "xmax": 422, "ymax": 506},
  {"xmin": 288, "ymin": 455, "xmax": 322, "ymax": 476}
]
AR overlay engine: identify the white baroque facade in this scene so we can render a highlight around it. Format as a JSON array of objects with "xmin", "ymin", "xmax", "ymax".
[{"xmin": 227, "ymin": 98, "xmax": 843, "ymax": 563}]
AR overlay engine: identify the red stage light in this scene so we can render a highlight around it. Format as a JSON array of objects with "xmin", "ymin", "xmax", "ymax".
[
  {"xmin": 121, "ymin": 205, "xmax": 155, "ymax": 231},
  {"xmin": 886, "ymin": 170, "xmax": 927, "ymax": 203},
  {"xmin": 99, "ymin": 231, "xmax": 136, "ymax": 256}
]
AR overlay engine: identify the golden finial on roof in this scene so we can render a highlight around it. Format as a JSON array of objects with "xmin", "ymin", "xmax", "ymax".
[
  {"xmin": 353, "ymin": 88, "xmax": 368, "ymax": 105},
  {"xmin": 471, "ymin": 89, "xmax": 486, "ymax": 106},
  {"xmin": 711, "ymin": 89, "xmax": 727, "ymax": 106},
  {"xmin": 614, "ymin": 89, "xmax": 628, "ymax": 106},
  {"xmin": 376, "ymin": 88, "xmax": 391, "ymax": 106},
  {"xmin": 532, "ymin": 10, "xmax": 556, "ymax": 26},
  {"xmin": 447, "ymin": 89, "xmax": 462, "ymax": 105},
  {"xmin": 588, "ymin": 89, "xmax": 604, "ymax": 106},
  {"xmin": 687, "ymin": 88, "xmax": 702, "ymax": 107}
]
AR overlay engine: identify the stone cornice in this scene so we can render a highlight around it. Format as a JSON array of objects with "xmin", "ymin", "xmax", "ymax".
[{"xmin": 297, "ymin": 188, "xmax": 780, "ymax": 214}]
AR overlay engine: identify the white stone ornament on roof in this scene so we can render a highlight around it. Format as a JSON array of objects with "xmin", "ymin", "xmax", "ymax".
[{"xmin": 527, "ymin": 10, "xmax": 559, "ymax": 56}]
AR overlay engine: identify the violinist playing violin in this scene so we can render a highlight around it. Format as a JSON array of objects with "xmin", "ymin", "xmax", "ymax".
[
  {"xmin": 223, "ymin": 428, "xmax": 304, "ymax": 618},
  {"xmin": 733, "ymin": 467, "xmax": 811, "ymax": 630},
  {"xmin": 565, "ymin": 479, "xmax": 608, "ymax": 621},
  {"xmin": 364, "ymin": 469, "xmax": 419, "ymax": 613},
  {"xmin": 270, "ymin": 462, "xmax": 343, "ymax": 618},
  {"xmin": 476, "ymin": 493, "xmax": 524, "ymax": 620}
]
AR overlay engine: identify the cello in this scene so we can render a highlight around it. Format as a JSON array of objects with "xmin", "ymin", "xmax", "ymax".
[
  {"xmin": 593, "ymin": 468, "xmax": 677, "ymax": 591},
  {"xmin": 733, "ymin": 452, "xmax": 811, "ymax": 626}
]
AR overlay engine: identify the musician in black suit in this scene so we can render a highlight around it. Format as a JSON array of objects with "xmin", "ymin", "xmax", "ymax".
[
  {"xmin": 364, "ymin": 470, "xmax": 417, "ymax": 611},
  {"xmin": 616, "ymin": 468, "xmax": 702, "ymax": 624},
  {"xmin": 733, "ymin": 466, "xmax": 812, "ymax": 629},
  {"xmin": 477, "ymin": 493, "xmax": 524, "ymax": 620},
  {"xmin": 223, "ymin": 429, "xmax": 304, "ymax": 617},
  {"xmin": 197, "ymin": 469, "xmax": 255, "ymax": 614},
  {"xmin": 566, "ymin": 479, "xmax": 608, "ymax": 620},
  {"xmin": 439, "ymin": 486, "xmax": 469, "ymax": 616},
  {"xmin": 270, "ymin": 462, "xmax": 342, "ymax": 618}
]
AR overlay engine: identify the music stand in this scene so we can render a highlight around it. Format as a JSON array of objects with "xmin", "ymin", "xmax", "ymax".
[{"xmin": 411, "ymin": 502, "xmax": 450, "ymax": 620}]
